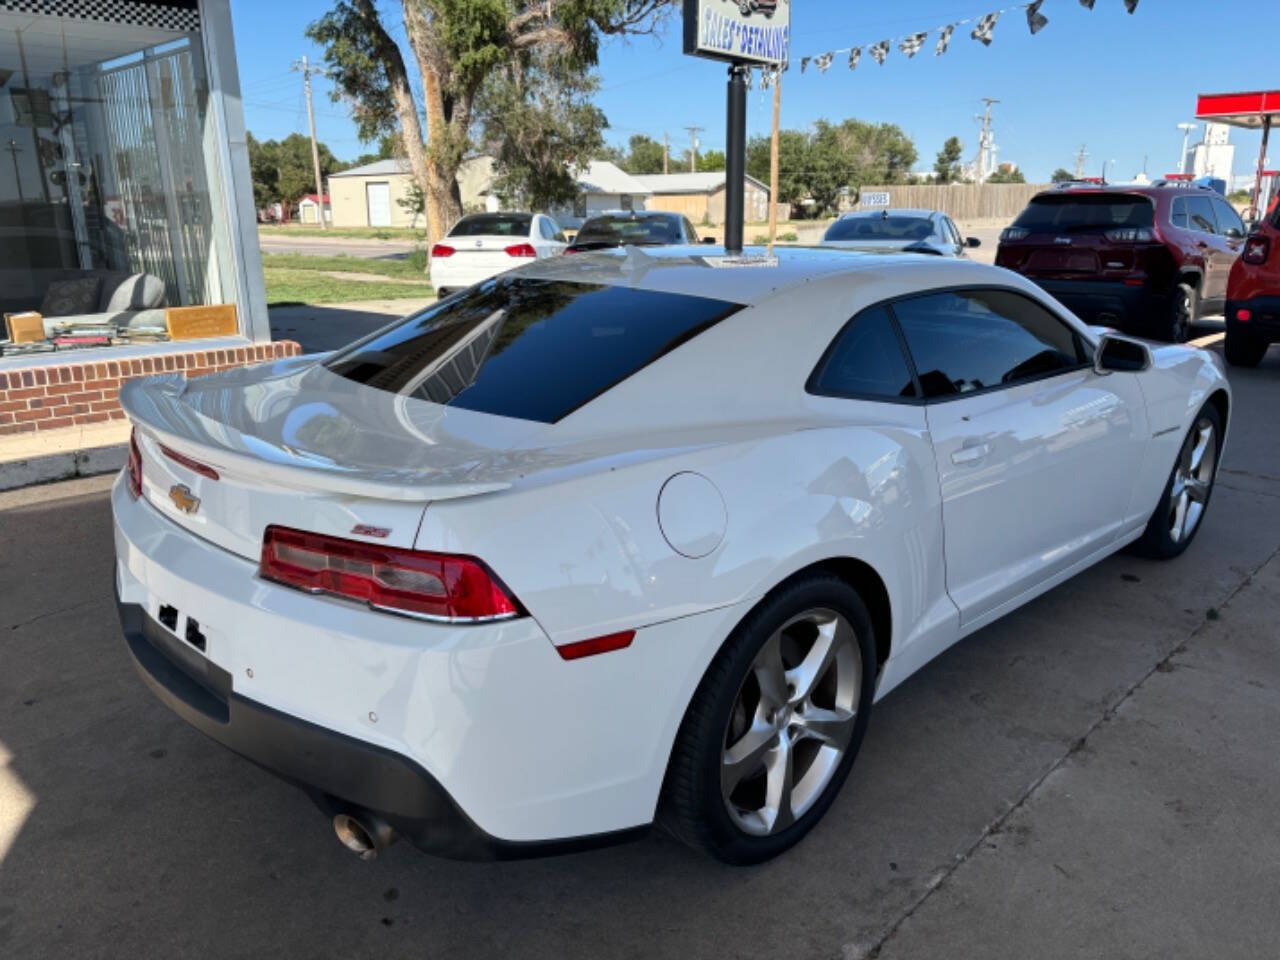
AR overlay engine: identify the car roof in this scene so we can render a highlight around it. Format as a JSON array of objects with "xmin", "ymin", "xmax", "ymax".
[
  {"xmin": 839, "ymin": 208, "xmax": 939, "ymax": 219},
  {"xmin": 582, "ymin": 210, "xmax": 680, "ymax": 221},
  {"xmin": 515, "ymin": 244, "xmax": 999, "ymax": 306}
]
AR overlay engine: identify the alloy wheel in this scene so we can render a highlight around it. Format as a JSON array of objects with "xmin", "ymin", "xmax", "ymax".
[
  {"xmin": 721, "ymin": 608, "xmax": 861, "ymax": 836},
  {"xmin": 1168, "ymin": 416, "xmax": 1217, "ymax": 543}
]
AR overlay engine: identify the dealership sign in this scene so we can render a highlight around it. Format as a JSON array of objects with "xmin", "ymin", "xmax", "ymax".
[{"xmin": 683, "ymin": 0, "xmax": 790, "ymax": 66}]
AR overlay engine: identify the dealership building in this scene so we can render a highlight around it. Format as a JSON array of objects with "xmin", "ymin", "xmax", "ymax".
[{"xmin": 0, "ymin": 0, "xmax": 296, "ymax": 475}]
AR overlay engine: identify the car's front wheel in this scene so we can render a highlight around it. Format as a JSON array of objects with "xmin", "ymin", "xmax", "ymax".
[
  {"xmin": 1131, "ymin": 401, "xmax": 1222, "ymax": 559},
  {"xmin": 660, "ymin": 574, "xmax": 876, "ymax": 864}
]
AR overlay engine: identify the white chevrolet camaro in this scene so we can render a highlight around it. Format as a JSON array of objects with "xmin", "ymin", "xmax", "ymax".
[{"xmin": 113, "ymin": 247, "xmax": 1230, "ymax": 864}]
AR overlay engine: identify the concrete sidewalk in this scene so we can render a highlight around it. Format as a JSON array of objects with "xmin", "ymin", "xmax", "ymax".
[{"xmin": 873, "ymin": 549, "xmax": 1280, "ymax": 959}]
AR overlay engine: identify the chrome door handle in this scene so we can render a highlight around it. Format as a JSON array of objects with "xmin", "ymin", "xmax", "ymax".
[{"xmin": 951, "ymin": 443, "xmax": 991, "ymax": 465}]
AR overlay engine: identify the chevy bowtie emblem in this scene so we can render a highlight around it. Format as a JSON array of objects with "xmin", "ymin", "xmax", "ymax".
[{"xmin": 169, "ymin": 483, "xmax": 200, "ymax": 515}]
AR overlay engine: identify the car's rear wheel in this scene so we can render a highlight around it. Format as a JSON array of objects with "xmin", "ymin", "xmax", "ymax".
[
  {"xmin": 1224, "ymin": 328, "xmax": 1269, "ymax": 367},
  {"xmin": 660, "ymin": 574, "xmax": 876, "ymax": 864},
  {"xmin": 1131, "ymin": 402, "xmax": 1221, "ymax": 559}
]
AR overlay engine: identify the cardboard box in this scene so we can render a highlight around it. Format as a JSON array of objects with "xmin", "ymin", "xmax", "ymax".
[
  {"xmin": 4, "ymin": 312, "xmax": 46, "ymax": 344},
  {"xmin": 165, "ymin": 304, "xmax": 239, "ymax": 341}
]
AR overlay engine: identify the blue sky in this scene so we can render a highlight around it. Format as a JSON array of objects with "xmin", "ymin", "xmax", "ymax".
[{"xmin": 230, "ymin": 0, "xmax": 1271, "ymax": 183}]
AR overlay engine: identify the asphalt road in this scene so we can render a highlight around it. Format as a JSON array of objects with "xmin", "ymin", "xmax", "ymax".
[
  {"xmin": 259, "ymin": 233, "xmax": 418, "ymax": 260},
  {"xmin": 2, "ymin": 346, "xmax": 1279, "ymax": 959}
]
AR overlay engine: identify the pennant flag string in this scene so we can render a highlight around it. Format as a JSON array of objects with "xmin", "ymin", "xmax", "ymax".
[{"xmin": 785, "ymin": 0, "xmax": 1136, "ymax": 77}]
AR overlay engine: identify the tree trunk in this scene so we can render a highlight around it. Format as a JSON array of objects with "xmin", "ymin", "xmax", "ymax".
[
  {"xmin": 402, "ymin": 0, "xmax": 462, "ymax": 244},
  {"xmin": 352, "ymin": 0, "xmax": 433, "ymax": 243}
]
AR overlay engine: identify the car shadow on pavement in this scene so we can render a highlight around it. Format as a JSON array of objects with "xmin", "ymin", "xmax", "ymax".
[
  {"xmin": 1, "ymin": 348, "xmax": 1278, "ymax": 960},
  {"xmin": 269, "ymin": 302, "xmax": 428, "ymax": 354}
]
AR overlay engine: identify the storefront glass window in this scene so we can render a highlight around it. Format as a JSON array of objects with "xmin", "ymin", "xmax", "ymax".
[{"xmin": 1, "ymin": 4, "xmax": 238, "ymax": 358}]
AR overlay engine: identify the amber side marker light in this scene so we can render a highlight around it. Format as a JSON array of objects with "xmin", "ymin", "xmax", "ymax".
[{"xmin": 555, "ymin": 631, "xmax": 636, "ymax": 661}]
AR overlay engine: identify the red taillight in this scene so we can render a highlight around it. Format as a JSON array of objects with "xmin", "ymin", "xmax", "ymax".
[
  {"xmin": 430, "ymin": 244, "xmax": 455, "ymax": 258},
  {"xmin": 126, "ymin": 428, "xmax": 143, "ymax": 500},
  {"xmin": 1242, "ymin": 235, "xmax": 1270, "ymax": 265},
  {"xmin": 1104, "ymin": 227, "xmax": 1155, "ymax": 243},
  {"xmin": 1237, "ymin": 308, "xmax": 1252, "ymax": 323},
  {"xmin": 504, "ymin": 243, "xmax": 537, "ymax": 258},
  {"xmin": 160, "ymin": 444, "xmax": 219, "ymax": 481},
  {"xmin": 555, "ymin": 631, "xmax": 635, "ymax": 661},
  {"xmin": 259, "ymin": 526, "xmax": 521, "ymax": 623}
]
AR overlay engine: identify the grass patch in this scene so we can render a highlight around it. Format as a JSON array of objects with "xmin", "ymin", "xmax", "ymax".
[
  {"xmin": 265, "ymin": 268, "xmax": 434, "ymax": 306},
  {"xmin": 259, "ymin": 224, "xmax": 424, "ymax": 241},
  {"xmin": 262, "ymin": 251, "xmax": 429, "ymax": 279}
]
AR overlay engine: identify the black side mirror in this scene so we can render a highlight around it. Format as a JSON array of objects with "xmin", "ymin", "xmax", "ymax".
[
  {"xmin": 965, "ymin": 236, "xmax": 981, "ymax": 248},
  {"xmin": 1094, "ymin": 332, "xmax": 1152, "ymax": 374},
  {"xmin": 701, "ymin": 237, "xmax": 716, "ymax": 244}
]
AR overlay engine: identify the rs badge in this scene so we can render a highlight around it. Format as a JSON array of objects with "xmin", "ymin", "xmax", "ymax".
[{"xmin": 169, "ymin": 483, "xmax": 200, "ymax": 515}]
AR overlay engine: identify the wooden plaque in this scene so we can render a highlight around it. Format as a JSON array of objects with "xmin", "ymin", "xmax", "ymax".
[
  {"xmin": 165, "ymin": 304, "xmax": 239, "ymax": 341},
  {"xmin": 5, "ymin": 311, "xmax": 46, "ymax": 344}
]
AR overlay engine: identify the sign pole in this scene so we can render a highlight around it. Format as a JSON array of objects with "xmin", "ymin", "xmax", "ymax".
[
  {"xmin": 724, "ymin": 64, "xmax": 748, "ymax": 255},
  {"xmin": 767, "ymin": 68, "xmax": 781, "ymax": 256}
]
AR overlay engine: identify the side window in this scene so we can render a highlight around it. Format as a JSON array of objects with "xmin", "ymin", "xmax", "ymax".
[
  {"xmin": 808, "ymin": 306, "xmax": 917, "ymax": 401},
  {"xmin": 684, "ymin": 218, "xmax": 700, "ymax": 242},
  {"xmin": 1171, "ymin": 197, "xmax": 1189, "ymax": 229},
  {"xmin": 944, "ymin": 218, "xmax": 962, "ymax": 248},
  {"xmin": 893, "ymin": 289, "xmax": 1083, "ymax": 399},
  {"xmin": 1187, "ymin": 196, "xmax": 1218, "ymax": 234},
  {"xmin": 1212, "ymin": 198, "xmax": 1245, "ymax": 239}
]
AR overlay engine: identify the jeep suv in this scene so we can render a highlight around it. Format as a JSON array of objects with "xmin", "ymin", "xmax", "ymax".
[
  {"xmin": 996, "ymin": 183, "xmax": 1246, "ymax": 341},
  {"xmin": 1224, "ymin": 203, "xmax": 1280, "ymax": 366}
]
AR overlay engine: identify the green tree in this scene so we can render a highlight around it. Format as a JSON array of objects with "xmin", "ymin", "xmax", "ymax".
[
  {"xmin": 986, "ymin": 167, "xmax": 1026, "ymax": 184},
  {"xmin": 934, "ymin": 136, "xmax": 965, "ymax": 184},
  {"xmin": 246, "ymin": 132, "xmax": 345, "ymax": 212},
  {"xmin": 746, "ymin": 129, "xmax": 810, "ymax": 207},
  {"xmin": 619, "ymin": 134, "xmax": 666, "ymax": 174},
  {"xmin": 307, "ymin": 0, "xmax": 674, "ymax": 244},
  {"xmin": 1050, "ymin": 167, "xmax": 1074, "ymax": 183},
  {"xmin": 351, "ymin": 133, "xmax": 403, "ymax": 168}
]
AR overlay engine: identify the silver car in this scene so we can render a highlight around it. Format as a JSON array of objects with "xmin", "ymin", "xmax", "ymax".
[{"xmin": 822, "ymin": 208, "xmax": 981, "ymax": 257}]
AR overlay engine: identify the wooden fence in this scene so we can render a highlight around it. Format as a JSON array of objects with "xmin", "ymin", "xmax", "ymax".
[{"xmin": 851, "ymin": 183, "xmax": 1048, "ymax": 222}]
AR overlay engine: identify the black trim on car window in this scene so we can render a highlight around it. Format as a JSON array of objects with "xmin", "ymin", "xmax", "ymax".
[
  {"xmin": 808, "ymin": 284, "xmax": 1094, "ymax": 408},
  {"xmin": 806, "ymin": 305, "xmax": 924, "ymax": 405}
]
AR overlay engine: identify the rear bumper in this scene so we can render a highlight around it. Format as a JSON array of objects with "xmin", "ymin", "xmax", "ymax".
[
  {"xmin": 427, "ymin": 258, "xmax": 518, "ymax": 293},
  {"xmin": 112, "ymin": 473, "xmax": 744, "ymax": 857},
  {"xmin": 117, "ymin": 595, "xmax": 642, "ymax": 859},
  {"xmin": 1030, "ymin": 278, "xmax": 1167, "ymax": 330},
  {"xmin": 1225, "ymin": 296, "xmax": 1280, "ymax": 339}
]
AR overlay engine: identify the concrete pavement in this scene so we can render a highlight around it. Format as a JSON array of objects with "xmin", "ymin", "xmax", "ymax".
[
  {"xmin": 1, "ymin": 349, "xmax": 1278, "ymax": 959},
  {"xmin": 259, "ymin": 231, "xmax": 418, "ymax": 260}
]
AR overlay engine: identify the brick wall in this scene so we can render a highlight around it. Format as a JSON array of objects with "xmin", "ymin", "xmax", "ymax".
[{"xmin": 0, "ymin": 342, "xmax": 301, "ymax": 437}]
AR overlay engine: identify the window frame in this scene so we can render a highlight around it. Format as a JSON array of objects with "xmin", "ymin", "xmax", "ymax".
[
  {"xmin": 1211, "ymin": 197, "xmax": 1246, "ymax": 239},
  {"xmin": 1186, "ymin": 195, "xmax": 1219, "ymax": 235},
  {"xmin": 807, "ymin": 285, "xmax": 1094, "ymax": 408}
]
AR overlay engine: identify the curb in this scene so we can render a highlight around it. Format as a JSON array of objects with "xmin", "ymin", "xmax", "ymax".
[{"xmin": 0, "ymin": 443, "xmax": 127, "ymax": 492}]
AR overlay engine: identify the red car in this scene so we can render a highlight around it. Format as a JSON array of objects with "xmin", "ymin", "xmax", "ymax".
[
  {"xmin": 1224, "ymin": 205, "xmax": 1280, "ymax": 367},
  {"xmin": 997, "ymin": 182, "xmax": 1246, "ymax": 342}
]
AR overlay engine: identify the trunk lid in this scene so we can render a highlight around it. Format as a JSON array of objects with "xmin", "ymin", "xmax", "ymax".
[
  {"xmin": 122, "ymin": 356, "xmax": 551, "ymax": 561},
  {"xmin": 438, "ymin": 234, "xmax": 533, "ymax": 270}
]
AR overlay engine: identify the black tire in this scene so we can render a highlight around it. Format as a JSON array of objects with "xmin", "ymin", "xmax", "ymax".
[
  {"xmin": 1131, "ymin": 401, "xmax": 1222, "ymax": 559},
  {"xmin": 1224, "ymin": 328, "xmax": 1268, "ymax": 367},
  {"xmin": 659, "ymin": 573, "xmax": 877, "ymax": 864},
  {"xmin": 1155, "ymin": 282, "xmax": 1197, "ymax": 343}
]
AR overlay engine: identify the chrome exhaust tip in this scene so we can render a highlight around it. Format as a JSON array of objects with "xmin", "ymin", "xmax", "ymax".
[{"xmin": 333, "ymin": 812, "xmax": 395, "ymax": 861}]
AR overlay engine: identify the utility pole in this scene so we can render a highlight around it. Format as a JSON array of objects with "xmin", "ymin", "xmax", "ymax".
[
  {"xmin": 685, "ymin": 124, "xmax": 703, "ymax": 173},
  {"xmin": 766, "ymin": 68, "xmax": 781, "ymax": 256},
  {"xmin": 293, "ymin": 54, "xmax": 327, "ymax": 231},
  {"xmin": 1074, "ymin": 144, "xmax": 1089, "ymax": 178},
  {"xmin": 1177, "ymin": 123, "xmax": 1198, "ymax": 175},
  {"xmin": 663, "ymin": 132, "xmax": 670, "ymax": 175},
  {"xmin": 975, "ymin": 98, "xmax": 999, "ymax": 183}
]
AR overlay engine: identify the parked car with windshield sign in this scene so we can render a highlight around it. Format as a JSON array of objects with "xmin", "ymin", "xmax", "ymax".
[
  {"xmin": 822, "ymin": 209, "xmax": 980, "ymax": 257},
  {"xmin": 114, "ymin": 245, "xmax": 1229, "ymax": 865},
  {"xmin": 429, "ymin": 212, "xmax": 566, "ymax": 297},
  {"xmin": 996, "ymin": 182, "xmax": 1246, "ymax": 342}
]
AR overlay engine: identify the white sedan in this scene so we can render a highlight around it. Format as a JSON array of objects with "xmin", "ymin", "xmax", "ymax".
[
  {"xmin": 113, "ymin": 247, "xmax": 1229, "ymax": 864},
  {"xmin": 428, "ymin": 211, "xmax": 566, "ymax": 296}
]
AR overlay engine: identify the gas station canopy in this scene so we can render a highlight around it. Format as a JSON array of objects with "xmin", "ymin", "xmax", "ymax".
[{"xmin": 1195, "ymin": 90, "xmax": 1280, "ymax": 128}]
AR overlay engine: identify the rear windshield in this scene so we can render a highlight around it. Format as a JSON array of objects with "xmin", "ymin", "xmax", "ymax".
[
  {"xmin": 825, "ymin": 216, "xmax": 934, "ymax": 242},
  {"xmin": 1014, "ymin": 193, "xmax": 1154, "ymax": 233},
  {"xmin": 325, "ymin": 278, "xmax": 741, "ymax": 423},
  {"xmin": 448, "ymin": 214, "xmax": 532, "ymax": 237},
  {"xmin": 573, "ymin": 216, "xmax": 681, "ymax": 246}
]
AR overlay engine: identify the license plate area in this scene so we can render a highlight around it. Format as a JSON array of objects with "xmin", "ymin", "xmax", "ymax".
[{"xmin": 156, "ymin": 602, "xmax": 207, "ymax": 653}]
